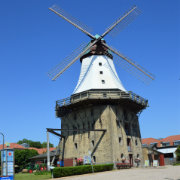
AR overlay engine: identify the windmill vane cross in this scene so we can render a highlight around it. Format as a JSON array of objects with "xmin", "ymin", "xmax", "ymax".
[{"xmin": 48, "ymin": 4, "xmax": 155, "ymax": 83}]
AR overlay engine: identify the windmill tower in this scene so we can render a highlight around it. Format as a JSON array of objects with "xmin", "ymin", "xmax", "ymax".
[{"xmin": 48, "ymin": 5, "xmax": 154, "ymax": 166}]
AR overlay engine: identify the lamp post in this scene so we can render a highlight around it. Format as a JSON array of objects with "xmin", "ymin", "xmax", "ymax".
[{"xmin": 0, "ymin": 132, "xmax": 5, "ymax": 176}]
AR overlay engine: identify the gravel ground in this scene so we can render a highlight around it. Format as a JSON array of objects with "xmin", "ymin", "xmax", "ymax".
[{"xmin": 52, "ymin": 165, "xmax": 180, "ymax": 180}]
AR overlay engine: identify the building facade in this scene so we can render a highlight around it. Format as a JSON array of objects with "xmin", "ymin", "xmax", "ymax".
[
  {"xmin": 142, "ymin": 135, "xmax": 180, "ymax": 165},
  {"xmin": 57, "ymin": 89, "xmax": 147, "ymax": 166}
]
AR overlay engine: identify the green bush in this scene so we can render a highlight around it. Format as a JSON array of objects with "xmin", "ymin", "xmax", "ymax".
[
  {"xmin": 173, "ymin": 162, "xmax": 180, "ymax": 166},
  {"xmin": 176, "ymin": 146, "xmax": 180, "ymax": 161},
  {"xmin": 34, "ymin": 171, "xmax": 50, "ymax": 175},
  {"xmin": 53, "ymin": 164, "xmax": 113, "ymax": 178},
  {"xmin": 15, "ymin": 149, "xmax": 38, "ymax": 170}
]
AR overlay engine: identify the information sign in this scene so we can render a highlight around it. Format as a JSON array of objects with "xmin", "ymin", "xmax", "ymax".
[
  {"xmin": 1, "ymin": 149, "xmax": 14, "ymax": 180},
  {"xmin": 0, "ymin": 177, "xmax": 13, "ymax": 180},
  {"xmin": 83, "ymin": 156, "xmax": 91, "ymax": 164},
  {"xmin": 144, "ymin": 160, "xmax": 149, "ymax": 167},
  {"xmin": 153, "ymin": 160, "xmax": 158, "ymax": 167}
]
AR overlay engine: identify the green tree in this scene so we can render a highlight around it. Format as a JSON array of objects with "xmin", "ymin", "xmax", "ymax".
[
  {"xmin": 42, "ymin": 142, "xmax": 54, "ymax": 148},
  {"xmin": 15, "ymin": 149, "xmax": 38, "ymax": 170},
  {"xmin": 176, "ymin": 145, "xmax": 180, "ymax": 161},
  {"xmin": 17, "ymin": 139, "xmax": 54, "ymax": 149}
]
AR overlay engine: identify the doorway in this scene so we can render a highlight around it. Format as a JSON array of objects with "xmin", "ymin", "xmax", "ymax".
[{"xmin": 129, "ymin": 154, "xmax": 133, "ymax": 166}]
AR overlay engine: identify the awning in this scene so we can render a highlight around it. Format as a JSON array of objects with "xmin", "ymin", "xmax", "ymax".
[{"xmin": 157, "ymin": 147, "xmax": 177, "ymax": 154}]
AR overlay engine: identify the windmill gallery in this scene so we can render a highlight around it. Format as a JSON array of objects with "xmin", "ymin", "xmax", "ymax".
[{"xmin": 46, "ymin": 4, "xmax": 154, "ymax": 168}]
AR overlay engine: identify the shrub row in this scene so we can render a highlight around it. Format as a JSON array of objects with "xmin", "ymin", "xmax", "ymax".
[
  {"xmin": 173, "ymin": 161, "xmax": 180, "ymax": 166},
  {"xmin": 34, "ymin": 170, "xmax": 50, "ymax": 175},
  {"xmin": 53, "ymin": 164, "xmax": 114, "ymax": 178}
]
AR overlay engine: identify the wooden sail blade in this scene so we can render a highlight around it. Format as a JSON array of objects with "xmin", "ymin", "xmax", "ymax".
[
  {"xmin": 101, "ymin": 6, "xmax": 140, "ymax": 38},
  {"xmin": 103, "ymin": 43, "xmax": 155, "ymax": 83},
  {"xmin": 49, "ymin": 5, "xmax": 95, "ymax": 39},
  {"xmin": 48, "ymin": 40, "xmax": 99, "ymax": 81},
  {"xmin": 48, "ymin": 42, "xmax": 88, "ymax": 80}
]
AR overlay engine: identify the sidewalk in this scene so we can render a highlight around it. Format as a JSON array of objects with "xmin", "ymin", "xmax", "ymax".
[{"xmin": 51, "ymin": 165, "xmax": 180, "ymax": 180}]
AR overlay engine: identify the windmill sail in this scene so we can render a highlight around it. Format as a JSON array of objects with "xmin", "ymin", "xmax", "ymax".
[
  {"xmin": 48, "ymin": 39, "xmax": 100, "ymax": 80},
  {"xmin": 103, "ymin": 44, "xmax": 155, "ymax": 83},
  {"xmin": 48, "ymin": 4, "xmax": 155, "ymax": 83},
  {"xmin": 102, "ymin": 6, "xmax": 140, "ymax": 38},
  {"xmin": 49, "ymin": 5, "xmax": 95, "ymax": 39},
  {"xmin": 48, "ymin": 42, "xmax": 88, "ymax": 80}
]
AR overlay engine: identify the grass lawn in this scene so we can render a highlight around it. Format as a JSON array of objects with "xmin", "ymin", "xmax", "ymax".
[{"xmin": 15, "ymin": 173, "xmax": 51, "ymax": 180}]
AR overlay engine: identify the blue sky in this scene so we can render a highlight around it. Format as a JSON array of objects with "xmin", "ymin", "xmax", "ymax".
[{"xmin": 0, "ymin": 0, "xmax": 179, "ymax": 146}]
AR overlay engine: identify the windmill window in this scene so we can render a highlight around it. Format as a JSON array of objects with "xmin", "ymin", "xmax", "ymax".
[
  {"xmin": 92, "ymin": 140, "xmax": 94, "ymax": 146},
  {"xmin": 74, "ymin": 143, "xmax": 78, "ymax": 149},
  {"xmin": 121, "ymin": 153, "xmax": 124, "ymax": 158},
  {"xmin": 99, "ymin": 62, "xmax": 102, "ymax": 66},
  {"xmin": 119, "ymin": 137, "xmax": 122, "ymax": 143},
  {"xmin": 102, "ymin": 80, "xmax": 105, "ymax": 84},
  {"xmin": 103, "ymin": 93, "xmax": 107, "ymax": 97},
  {"xmin": 116, "ymin": 119, "xmax": 120, "ymax": 128},
  {"xmin": 100, "ymin": 71, "xmax": 103, "ymax": 74},
  {"xmin": 93, "ymin": 156, "xmax": 96, "ymax": 162},
  {"xmin": 135, "ymin": 139, "xmax": 138, "ymax": 146}
]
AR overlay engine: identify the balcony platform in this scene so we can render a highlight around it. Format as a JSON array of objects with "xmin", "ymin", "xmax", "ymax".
[{"xmin": 56, "ymin": 89, "xmax": 148, "ymax": 117}]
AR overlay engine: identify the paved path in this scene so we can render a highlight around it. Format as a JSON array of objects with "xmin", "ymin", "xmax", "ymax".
[{"xmin": 52, "ymin": 166, "xmax": 180, "ymax": 180}]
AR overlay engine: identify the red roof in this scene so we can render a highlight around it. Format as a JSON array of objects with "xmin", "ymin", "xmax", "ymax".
[
  {"xmin": 161, "ymin": 135, "xmax": 180, "ymax": 142},
  {"xmin": 0, "ymin": 143, "xmax": 25, "ymax": 150},
  {"xmin": 0, "ymin": 143, "xmax": 56, "ymax": 154},
  {"xmin": 141, "ymin": 138, "xmax": 159, "ymax": 145},
  {"xmin": 142, "ymin": 135, "xmax": 180, "ymax": 147},
  {"xmin": 29, "ymin": 147, "xmax": 56, "ymax": 154}
]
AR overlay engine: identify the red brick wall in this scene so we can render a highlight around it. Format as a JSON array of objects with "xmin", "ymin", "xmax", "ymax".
[{"xmin": 64, "ymin": 158, "xmax": 73, "ymax": 167}]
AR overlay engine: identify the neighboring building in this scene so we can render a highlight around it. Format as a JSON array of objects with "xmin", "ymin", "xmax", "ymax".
[
  {"xmin": 0, "ymin": 143, "xmax": 55, "ymax": 155},
  {"xmin": 30, "ymin": 149, "xmax": 61, "ymax": 166},
  {"xmin": 142, "ymin": 144, "xmax": 164, "ymax": 166},
  {"xmin": 142, "ymin": 135, "xmax": 180, "ymax": 165},
  {"xmin": 0, "ymin": 143, "xmax": 25, "ymax": 150},
  {"xmin": 20, "ymin": 143, "xmax": 30, "ymax": 148},
  {"xmin": 28, "ymin": 147, "xmax": 56, "ymax": 155}
]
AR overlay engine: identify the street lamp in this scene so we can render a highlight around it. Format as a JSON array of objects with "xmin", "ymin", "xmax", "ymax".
[
  {"xmin": 0, "ymin": 132, "xmax": 5, "ymax": 176},
  {"xmin": 0, "ymin": 132, "xmax": 4, "ymax": 150}
]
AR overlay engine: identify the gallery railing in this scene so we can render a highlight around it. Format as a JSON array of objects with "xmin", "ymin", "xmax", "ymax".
[{"xmin": 56, "ymin": 90, "xmax": 148, "ymax": 108}]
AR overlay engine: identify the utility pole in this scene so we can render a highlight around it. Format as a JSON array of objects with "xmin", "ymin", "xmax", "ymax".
[
  {"xmin": 0, "ymin": 132, "xmax": 5, "ymax": 176},
  {"xmin": 47, "ymin": 131, "xmax": 50, "ymax": 171}
]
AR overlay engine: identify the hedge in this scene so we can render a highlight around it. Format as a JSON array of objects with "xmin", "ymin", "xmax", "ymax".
[
  {"xmin": 173, "ymin": 162, "xmax": 180, "ymax": 166},
  {"xmin": 53, "ymin": 164, "xmax": 114, "ymax": 178}
]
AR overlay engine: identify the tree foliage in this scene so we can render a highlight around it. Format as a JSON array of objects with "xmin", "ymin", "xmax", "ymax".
[
  {"xmin": 176, "ymin": 145, "xmax": 180, "ymax": 161},
  {"xmin": 17, "ymin": 139, "xmax": 54, "ymax": 148},
  {"xmin": 15, "ymin": 149, "xmax": 38, "ymax": 169}
]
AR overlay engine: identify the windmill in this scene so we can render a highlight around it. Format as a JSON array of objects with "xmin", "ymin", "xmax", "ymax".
[
  {"xmin": 47, "ymin": 4, "xmax": 154, "ymax": 167},
  {"xmin": 48, "ymin": 4, "xmax": 154, "ymax": 93}
]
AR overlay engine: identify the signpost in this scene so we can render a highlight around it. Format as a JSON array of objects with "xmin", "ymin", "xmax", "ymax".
[
  {"xmin": 0, "ymin": 149, "xmax": 14, "ymax": 180},
  {"xmin": 83, "ymin": 156, "xmax": 91, "ymax": 164},
  {"xmin": 144, "ymin": 160, "xmax": 149, "ymax": 167},
  {"xmin": 84, "ymin": 151, "xmax": 94, "ymax": 173},
  {"xmin": 153, "ymin": 160, "xmax": 158, "ymax": 167}
]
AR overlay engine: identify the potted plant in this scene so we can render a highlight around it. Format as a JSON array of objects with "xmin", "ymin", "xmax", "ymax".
[{"xmin": 76, "ymin": 157, "xmax": 83, "ymax": 166}]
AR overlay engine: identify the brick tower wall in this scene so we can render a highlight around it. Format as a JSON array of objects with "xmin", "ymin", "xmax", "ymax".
[{"xmin": 60, "ymin": 104, "xmax": 143, "ymax": 166}]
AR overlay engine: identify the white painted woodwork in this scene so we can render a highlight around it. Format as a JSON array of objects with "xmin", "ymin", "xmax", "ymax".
[{"xmin": 73, "ymin": 55, "xmax": 126, "ymax": 94}]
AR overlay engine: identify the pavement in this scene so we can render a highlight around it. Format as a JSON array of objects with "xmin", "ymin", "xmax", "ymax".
[{"xmin": 51, "ymin": 165, "xmax": 180, "ymax": 180}]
